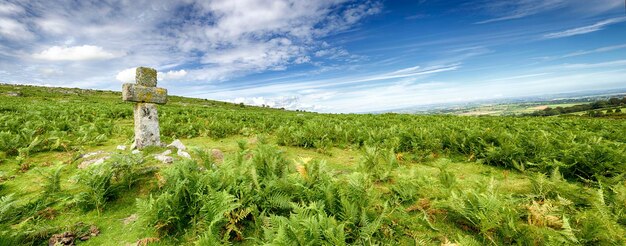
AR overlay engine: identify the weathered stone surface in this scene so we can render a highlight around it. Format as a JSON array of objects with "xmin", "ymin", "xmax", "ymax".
[
  {"xmin": 6, "ymin": 91, "xmax": 22, "ymax": 97},
  {"xmin": 78, "ymin": 151, "xmax": 110, "ymax": 169},
  {"xmin": 136, "ymin": 67, "xmax": 157, "ymax": 87},
  {"xmin": 167, "ymin": 139, "xmax": 186, "ymax": 150},
  {"xmin": 134, "ymin": 103, "xmax": 161, "ymax": 149},
  {"xmin": 78, "ymin": 156, "xmax": 110, "ymax": 169},
  {"xmin": 49, "ymin": 224, "xmax": 99, "ymax": 245},
  {"xmin": 177, "ymin": 149, "xmax": 191, "ymax": 159},
  {"xmin": 81, "ymin": 151, "xmax": 104, "ymax": 159},
  {"xmin": 160, "ymin": 149, "xmax": 172, "ymax": 156},
  {"xmin": 122, "ymin": 84, "xmax": 167, "ymax": 104},
  {"xmin": 124, "ymin": 66, "xmax": 167, "ymax": 150},
  {"xmin": 154, "ymin": 154, "xmax": 173, "ymax": 164},
  {"xmin": 49, "ymin": 232, "xmax": 75, "ymax": 246}
]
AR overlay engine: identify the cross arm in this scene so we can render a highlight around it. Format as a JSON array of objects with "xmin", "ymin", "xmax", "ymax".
[{"xmin": 122, "ymin": 83, "xmax": 168, "ymax": 104}]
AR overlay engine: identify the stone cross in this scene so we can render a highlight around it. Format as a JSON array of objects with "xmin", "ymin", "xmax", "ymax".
[{"xmin": 122, "ymin": 67, "xmax": 168, "ymax": 149}]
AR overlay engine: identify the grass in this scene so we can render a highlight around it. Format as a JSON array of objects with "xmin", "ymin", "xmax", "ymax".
[
  {"xmin": 0, "ymin": 136, "xmax": 600, "ymax": 245},
  {"xmin": 1, "ymin": 84, "xmax": 625, "ymax": 245},
  {"xmin": 0, "ymin": 137, "xmax": 358, "ymax": 244},
  {"xmin": 454, "ymin": 102, "xmax": 586, "ymax": 116}
]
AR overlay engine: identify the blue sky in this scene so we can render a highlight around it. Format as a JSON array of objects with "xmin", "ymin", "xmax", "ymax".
[{"xmin": 0, "ymin": 0, "xmax": 625, "ymax": 112}]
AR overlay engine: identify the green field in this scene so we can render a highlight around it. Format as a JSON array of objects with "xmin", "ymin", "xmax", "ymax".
[
  {"xmin": 447, "ymin": 102, "xmax": 586, "ymax": 116},
  {"xmin": 566, "ymin": 107, "xmax": 626, "ymax": 116},
  {"xmin": 1, "ymin": 84, "xmax": 626, "ymax": 245}
]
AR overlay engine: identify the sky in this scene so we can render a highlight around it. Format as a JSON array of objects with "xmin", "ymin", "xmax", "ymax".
[{"xmin": 0, "ymin": 0, "xmax": 625, "ymax": 113}]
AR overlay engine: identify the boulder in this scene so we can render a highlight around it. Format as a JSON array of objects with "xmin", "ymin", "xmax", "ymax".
[
  {"xmin": 177, "ymin": 149, "xmax": 191, "ymax": 159},
  {"xmin": 49, "ymin": 232, "xmax": 75, "ymax": 246},
  {"xmin": 167, "ymin": 139, "xmax": 186, "ymax": 150},
  {"xmin": 78, "ymin": 156, "xmax": 110, "ymax": 169},
  {"xmin": 160, "ymin": 149, "xmax": 172, "ymax": 156},
  {"xmin": 80, "ymin": 151, "xmax": 104, "ymax": 159},
  {"xmin": 154, "ymin": 154, "xmax": 173, "ymax": 164},
  {"xmin": 6, "ymin": 91, "xmax": 22, "ymax": 97}
]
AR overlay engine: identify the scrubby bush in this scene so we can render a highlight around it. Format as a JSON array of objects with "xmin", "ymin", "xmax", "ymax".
[
  {"xmin": 137, "ymin": 144, "xmax": 391, "ymax": 244},
  {"xmin": 73, "ymin": 153, "xmax": 151, "ymax": 214},
  {"xmin": 75, "ymin": 165, "xmax": 115, "ymax": 213}
]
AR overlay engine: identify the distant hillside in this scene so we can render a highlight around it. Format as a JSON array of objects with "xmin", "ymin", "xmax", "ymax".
[
  {"xmin": 0, "ymin": 83, "xmax": 238, "ymax": 108},
  {"xmin": 394, "ymin": 89, "xmax": 626, "ymax": 116}
]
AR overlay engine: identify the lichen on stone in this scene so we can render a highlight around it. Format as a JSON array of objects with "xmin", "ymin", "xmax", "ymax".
[{"xmin": 136, "ymin": 67, "xmax": 157, "ymax": 87}]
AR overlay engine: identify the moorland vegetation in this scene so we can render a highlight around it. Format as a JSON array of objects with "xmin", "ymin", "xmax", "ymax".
[{"xmin": 0, "ymin": 84, "xmax": 625, "ymax": 245}]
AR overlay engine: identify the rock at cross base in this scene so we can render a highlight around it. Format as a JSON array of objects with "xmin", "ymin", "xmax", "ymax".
[
  {"xmin": 177, "ymin": 149, "xmax": 191, "ymax": 159},
  {"xmin": 154, "ymin": 150, "xmax": 173, "ymax": 164},
  {"xmin": 6, "ymin": 91, "xmax": 22, "ymax": 97},
  {"xmin": 81, "ymin": 151, "xmax": 104, "ymax": 159},
  {"xmin": 78, "ymin": 156, "xmax": 110, "ymax": 169},
  {"xmin": 154, "ymin": 154, "xmax": 173, "ymax": 164},
  {"xmin": 78, "ymin": 151, "xmax": 110, "ymax": 169},
  {"xmin": 167, "ymin": 139, "xmax": 186, "ymax": 150}
]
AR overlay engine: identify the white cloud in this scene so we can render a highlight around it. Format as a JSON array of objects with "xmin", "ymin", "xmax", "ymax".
[
  {"xmin": 475, "ymin": 0, "xmax": 624, "ymax": 24},
  {"xmin": 550, "ymin": 59, "xmax": 626, "ymax": 70},
  {"xmin": 232, "ymin": 96, "xmax": 323, "ymax": 111},
  {"xmin": 0, "ymin": 0, "xmax": 381, "ymax": 89},
  {"xmin": 115, "ymin": 67, "xmax": 136, "ymax": 83},
  {"xmin": 562, "ymin": 44, "xmax": 626, "ymax": 58},
  {"xmin": 302, "ymin": 69, "xmax": 626, "ymax": 113},
  {"xmin": 568, "ymin": 0, "xmax": 624, "ymax": 16},
  {"xmin": 544, "ymin": 17, "xmax": 626, "ymax": 39},
  {"xmin": 201, "ymin": 38, "xmax": 299, "ymax": 71},
  {"xmin": 539, "ymin": 43, "xmax": 626, "ymax": 61},
  {"xmin": 160, "ymin": 69, "xmax": 187, "ymax": 80},
  {"xmin": 36, "ymin": 17, "xmax": 70, "ymax": 35},
  {"xmin": 475, "ymin": 0, "xmax": 566, "ymax": 24},
  {"xmin": 33, "ymin": 45, "xmax": 120, "ymax": 61},
  {"xmin": 0, "ymin": 17, "xmax": 33, "ymax": 40},
  {"xmin": 166, "ymin": 0, "xmax": 381, "ymax": 81},
  {"xmin": 117, "ymin": 68, "xmax": 188, "ymax": 83},
  {"xmin": 39, "ymin": 67, "xmax": 63, "ymax": 77},
  {"xmin": 181, "ymin": 63, "xmax": 460, "ymax": 112},
  {"xmin": 0, "ymin": 3, "xmax": 24, "ymax": 15},
  {"xmin": 203, "ymin": 63, "xmax": 460, "ymax": 98}
]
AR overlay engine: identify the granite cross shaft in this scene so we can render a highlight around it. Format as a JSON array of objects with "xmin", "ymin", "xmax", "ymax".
[{"xmin": 122, "ymin": 67, "xmax": 168, "ymax": 149}]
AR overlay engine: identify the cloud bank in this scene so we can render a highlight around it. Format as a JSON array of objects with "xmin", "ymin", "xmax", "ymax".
[
  {"xmin": 33, "ymin": 45, "xmax": 120, "ymax": 61},
  {"xmin": 0, "ymin": 0, "xmax": 381, "ymax": 89},
  {"xmin": 0, "ymin": 0, "xmax": 624, "ymax": 113}
]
